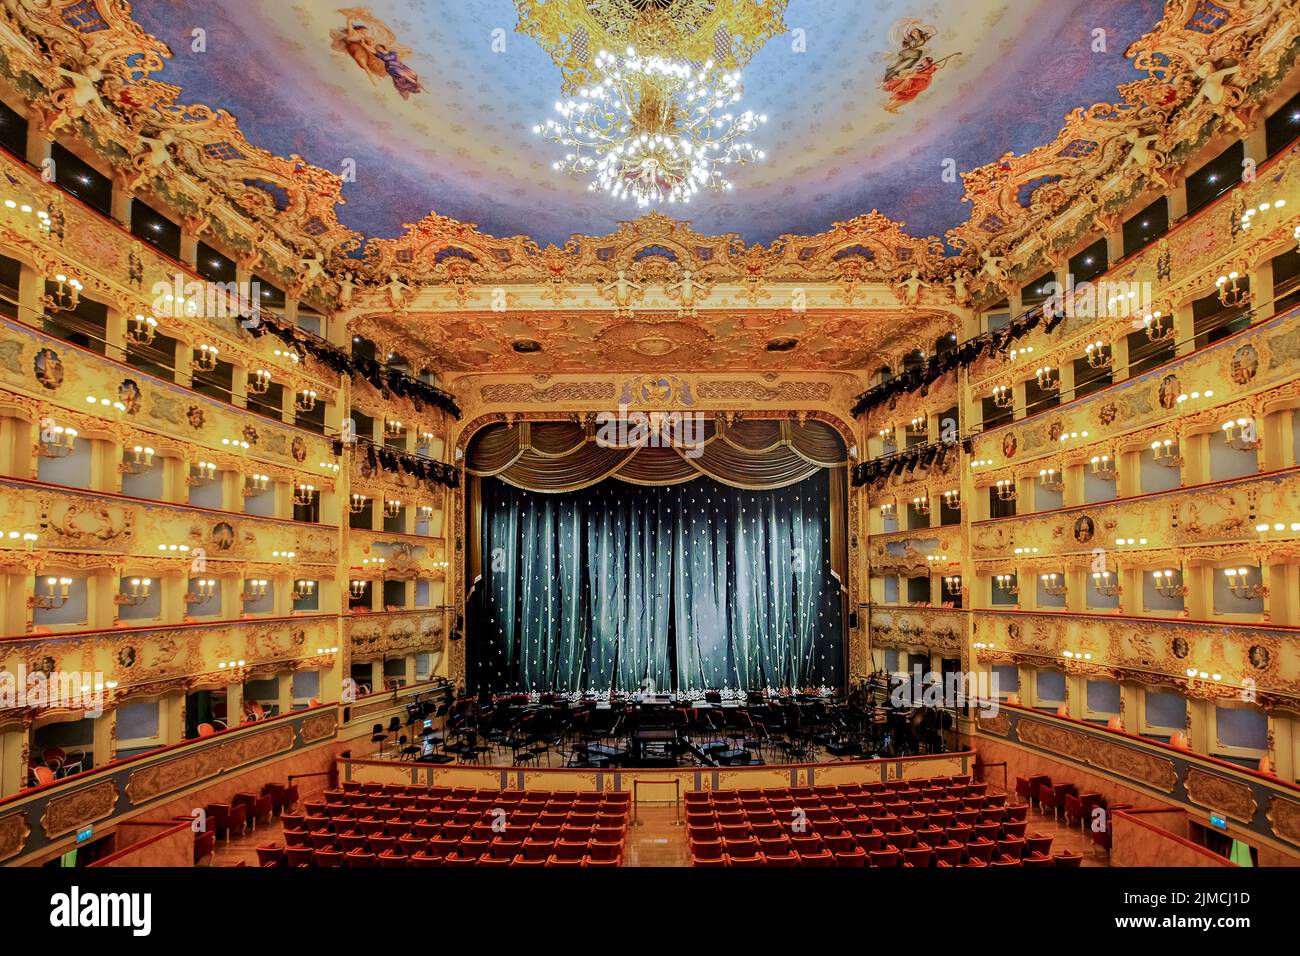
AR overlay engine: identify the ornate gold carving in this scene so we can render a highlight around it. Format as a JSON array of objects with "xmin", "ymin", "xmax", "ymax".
[
  {"xmin": 40, "ymin": 780, "xmax": 119, "ymax": 839},
  {"xmin": 125, "ymin": 724, "xmax": 296, "ymax": 805},
  {"xmin": 0, "ymin": 812, "xmax": 31, "ymax": 862},
  {"xmin": 1184, "ymin": 767, "xmax": 1258, "ymax": 822},
  {"xmin": 299, "ymin": 711, "xmax": 339, "ymax": 745},
  {"xmin": 1267, "ymin": 795, "xmax": 1300, "ymax": 847},
  {"xmin": 1016, "ymin": 716, "xmax": 1178, "ymax": 793}
]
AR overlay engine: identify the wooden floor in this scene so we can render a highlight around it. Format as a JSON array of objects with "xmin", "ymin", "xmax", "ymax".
[{"xmin": 212, "ymin": 785, "xmax": 1109, "ymax": 868}]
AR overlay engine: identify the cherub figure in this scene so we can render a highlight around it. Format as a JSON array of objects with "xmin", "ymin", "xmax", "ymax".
[
  {"xmin": 50, "ymin": 65, "xmax": 104, "ymax": 131},
  {"xmin": 299, "ymin": 251, "xmax": 326, "ymax": 284},
  {"xmin": 1190, "ymin": 61, "xmax": 1239, "ymax": 109},
  {"xmin": 950, "ymin": 269, "xmax": 971, "ymax": 305},
  {"xmin": 338, "ymin": 271, "xmax": 356, "ymax": 308},
  {"xmin": 127, "ymin": 131, "xmax": 174, "ymax": 191},
  {"xmin": 979, "ymin": 249, "xmax": 1007, "ymax": 283},
  {"xmin": 665, "ymin": 268, "xmax": 709, "ymax": 315},
  {"xmin": 1121, "ymin": 129, "xmax": 1169, "ymax": 189},
  {"xmin": 601, "ymin": 268, "xmax": 643, "ymax": 315},
  {"xmin": 386, "ymin": 271, "xmax": 410, "ymax": 309},
  {"xmin": 898, "ymin": 266, "xmax": 930, "ymax": 305}
]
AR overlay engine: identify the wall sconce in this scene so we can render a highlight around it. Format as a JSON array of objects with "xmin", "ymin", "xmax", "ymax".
[
  {"xmin": 349, "ymin": 579, "xmax": 367, "ymax": 599},
  {"xmin": 1007, "ymin": 345, "xmax": 1033, "ymax": 362},
  {"xmin": 878, "ymin": 425, "xmax": 895, "ymax": 443},
  {"xmin": 1083, "ymin": 340, "xmax": 1112, "ymax": 369},
  {"xmin": 1040, "ymin": 572, "xmax": 1067, "ymax": 596},
  {"xmin": 994, "ymin": 478, "xmax": 1017, "ymax": 501},
  {"xmin": 319, "ymin": 460, "xmax": 341, "ymax": 475},
  {"xmin": 385, "ymin": 418, "xmax": 404, "ymax": 437},
  {"xmin": 187, "ymin": 460, "xmax": 217, "ymax": 486},
  {"xmin": 419, "ymin": 429, "xmax": 436, "ymax": 445},
  {"xmin": 44, "ymin": 273, "xmax": 82, "ymax": 312},
  {"xmin": 417, "ymin": 504, "xmax": 435, "ymax": 520},
  {"xmin": 1239, "ymin": 196, "xmax": 1286, "ymax": 232},
  {"xmin": 1185, "ymin": 667, "xmax": 1223, "ymax": 683},
  {"xmin": 273, "ymin": 348, "xmax": 301, "ymax": 365},
  {"xmin": 1152, "ymin": 569, "xmax": 1187, "ymax": 597},
  {"xmin": 192, "ymin": 343, "xmax": 220, "ymax": 372},
  {"xmin": 1013, "ymin": 547, "xmax": 1039, "ymax": 557},
  {"xmin": 1174, "ymin": 389, "xmax": 1214, "ymax": 409},
  {"xmin": 220, "ymin": 437, "xmax": 250, "ymax": 451},
  {"xmin": 38, "ymin": 423, "xmax": 77, "ymax": 458},
  {"xmin": 295, "ymin": 388, "xmax": 318, "ymax": 413},
  {"xmin": 879, "ymin": 501, "xmax": 896, "ymax": 520},
  {"xmin": 293, "ymin": 483, "xmax": 316, "ymax": 507},
  {"xmin": 991, "ymin": 384, "xmax": 1012, "ymax": 409},
  {"xmin": 315, "ymin": 646, "xmax": 339, "ymax": 656},
  {"xmin": 362, "ymin": 557, "xmax": 386, "ymax": 572},
  {"xmin": 1057, "ymin": 429, "xmax": 1090, "ymax": 445},
  {"xmin": 85, "ymin": 394, "xmax": 127, "ymax": 415},
  {"xmin": 925, "ymin": 553, "xmax": 948, "ymax": 567},
  {"xmin": 272, "ymin": 550, "xmax": 296, "ymax": 560},
  {"xmin": 1223, "ymin": 567, "xmax": 1266, "ymax": 600},
  {"xmin": 292, "ymin": 579, "xmax": 316, "ymax": 600},
  {"xmin": 244, "ymin": 473, "xmax": 270, "ymax": 496},
  {"xmin": 1035, "ymin": 365, "xmax": 1060, "ymax": 392},
  {"xmin": 29, "ymin": 576, "xmax": 73, "ymax": 609},
  {"xmin": 942, "ymin": 574, "xmax": 962, "ymax": 596},
  {"xmin": 970, "ymin": 457, "xmax": 993, "ymax": 470},
  {"xmin": 911, "ymin": 495, "xmax": 930, "ymax": 515},
  {"xmin": 185, "ymin": 578, "xmax": 217, "ymax": 605},
  {"xmin": 348, "ymin": 493, "xmax": 369, "ymax": 515},
  {"xmin": 126, "ymin": 313, "xmax": 158, "ymax": 347},
  {"xmin": 1062, "ymin": 650, "xmax": 1093, "ymax": 661},
  {"xmin": 994, "ymin": 573, "xmax": 1019, "ymax": 595},
  {"xmin": 241, "ymin": 579, "xmax": 269, "ymax": 602},
  {"xmin": 1150, "ymin": 438, "xmax": 1181, "ymax": 467},
  {"xmin": 248, "ymin": 369, "xmax": 272, "ymax": 395},
  {"xmin": 1256, "ymin": 521, "xmax": 1300, "ymax": 536},
  {"xmin": 1091, "ymin": 570, "xmax": 1121, "ymax": 597},
  {"xmin": 217, "ymin": 659, "xmax": 247, "ymax": 671},
  {"xmin": 118, "ymin": 444, "xmax": 156, "ymax": 476},
  {"xmin": 1114, "ymin": 537, "xmax": 1147, "ymax": 547},
  {"xmin": 0, "ymin": 530, "xmax": 40, "ymax": 549},
  {"xmin": 908, "ymin": 413, "xmax": 927, "ymax": 434},
  {"xmin": 156, "ymin": 543, "xmax": 192, "ymax": 557},
  {"xmin": 1089, "ymin": 454, "xmax": 1118, "ymax": 480},
  {"xmin": 1221, "ymin": 417, "xmax": 1259, "ymax": 451},
  {"xmin": 383, "ymin": 498, "xmax": 402, "ymax": 518},
  {"xmin": 941, "ymin": 489, "xmax": 960, "ymax": 510},
  {"xmin": 973, "ymin": 641, "xmax": 995, "ymax": 650},
  {"xmin": 1215, "ymin": 271, "xmax": 1247, "ymax": 307},
  {"xmin": 1141, "ymin": 311, "xmax": 1174, "ymax": 344},
  {"xmin": 1037, "ymin": 467, "xmax": 1064, "ymax": 492},
  {"xmin": 114, "ymin": 577, "xmax": 153, "ymax": 607}
]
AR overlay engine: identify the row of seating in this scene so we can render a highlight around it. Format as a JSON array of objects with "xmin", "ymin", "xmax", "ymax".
[
  {"xmin": 191, "ymin": 781, "xmax": 299, "ymax": 865},
  {"xmin": 1015, "ymin": 773, "xmax": 1121, "ymax": 857},
  {"xmin": 263, "ymin": 780, "xmax": 631, "ymax": 867}
]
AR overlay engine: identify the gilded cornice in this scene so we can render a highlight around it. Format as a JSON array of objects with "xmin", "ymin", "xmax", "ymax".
[
  {"xmin": 1, "ymin": 0, "xmax": 1294, "ymax": 375},
  {"xmin": 970, "ymin": 311, "xmax": 1300, "ymax": 472},
  {"xmin": 972, "ymin": 609, "xmax": 1300, "ymax": 711}
]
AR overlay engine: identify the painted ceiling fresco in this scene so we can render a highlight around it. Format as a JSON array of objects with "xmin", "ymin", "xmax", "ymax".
[{"xmin": 128, "ymin": 0, "xmax": 1167, "ymax": 248}]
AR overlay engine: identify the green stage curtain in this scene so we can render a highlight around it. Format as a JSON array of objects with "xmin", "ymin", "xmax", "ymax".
[{"xmin": 470, "ymin": 470, "xmax": 843, "ymax": 694}]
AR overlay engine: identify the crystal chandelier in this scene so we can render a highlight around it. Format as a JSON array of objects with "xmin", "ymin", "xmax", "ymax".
[{"xmin": 534, "ymin": 48, "xmax": 767, "ymax": 206}]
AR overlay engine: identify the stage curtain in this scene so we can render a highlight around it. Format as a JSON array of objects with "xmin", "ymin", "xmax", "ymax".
[
  {"xmin": 470, "ymin": 471, "xmax": 844, "ymax": 693},
  {"xmin": 465, "ymin": 419, "xmax": 846, "ymax": 492}
]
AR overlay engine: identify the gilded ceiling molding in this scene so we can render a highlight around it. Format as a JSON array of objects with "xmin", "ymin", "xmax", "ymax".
[{"xmin": 7, "ymin": 0, "xmax": 1293, "ymax": 315}]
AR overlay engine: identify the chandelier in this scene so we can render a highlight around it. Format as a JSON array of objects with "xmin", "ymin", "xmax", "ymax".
[{"xmin": 534, "ymin": 48, "xmax": 767, "ymax": 206}]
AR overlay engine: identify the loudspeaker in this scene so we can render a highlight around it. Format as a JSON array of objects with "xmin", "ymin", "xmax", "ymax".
[{"xmin": 849, "ymin": 612, "xmax": 858, "ymax": 629}]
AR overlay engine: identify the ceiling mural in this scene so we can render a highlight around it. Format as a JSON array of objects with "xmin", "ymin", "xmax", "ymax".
[
  {"xmin": 124, "ymin": 0, "xmax": 1166, "ymax": 248},
  {"xmin": 1, "ymin": 0, "xmax": 1297, "ymax": 375}
]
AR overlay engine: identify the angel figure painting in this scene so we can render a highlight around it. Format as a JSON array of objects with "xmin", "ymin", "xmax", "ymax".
[
  {"xmin": 878, "ymin": 18, "xmax": 960, "ymax": 113},
  {"xmin": 330, "ymin": 7, "xmax": 425, "ymax": 100}
]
